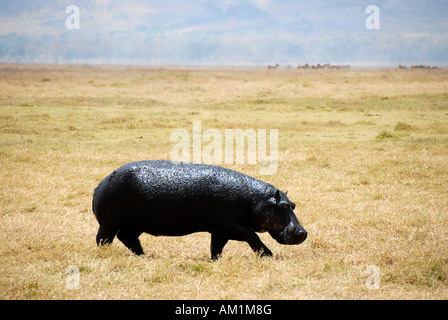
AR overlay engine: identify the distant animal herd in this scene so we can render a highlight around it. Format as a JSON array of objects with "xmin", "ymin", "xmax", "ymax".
[
  {"xmin": 398, "ymin": 64, "xmax": 438, "ymax": 69},
  {"xmin": 268, "ymin": 63, "xmax": 350, "ymax": 70},
  {"xmin": 267, "ymin": 63, "xmax": 439, "ymax": 70}
]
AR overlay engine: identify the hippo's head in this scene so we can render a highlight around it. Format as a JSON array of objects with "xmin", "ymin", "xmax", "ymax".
[{"xmin": 251, "ymin": 188, "xmax": 307, "ymax": 245}]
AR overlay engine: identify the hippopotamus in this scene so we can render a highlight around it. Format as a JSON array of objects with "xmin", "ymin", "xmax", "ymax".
[{"xmin": 92, "ymin": 160, "xmax": 307, "ymax": 259}]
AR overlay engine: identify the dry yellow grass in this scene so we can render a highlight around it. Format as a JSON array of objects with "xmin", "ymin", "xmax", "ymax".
[{"xmin": 1, "ymin": 65, "xmax": 447, "ymax": 299}]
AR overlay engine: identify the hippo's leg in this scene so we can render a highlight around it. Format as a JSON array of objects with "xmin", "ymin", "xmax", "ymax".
[
  {"xmin": 226, "ymin": 224, "xmax": 273, "ymax": 257},
  {"xmin": 96, "ymin": 224, "xmax": 118, "ymax": 247},
  {"xmin": 117, "ymin": 227, "xmax": 144, "ymax": 255},
  {"xmin": 210, "ymin": 233, "xmax": 229, "ymax": 260},
  {"xmin": 246, "ymin": 234, "xmax": 273, "ymax": 257}
]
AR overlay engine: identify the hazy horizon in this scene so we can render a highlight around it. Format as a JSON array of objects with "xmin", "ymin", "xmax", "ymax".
[{"xmin": 1, "ymin": 0, "xmax": 447, "ymax": 67}]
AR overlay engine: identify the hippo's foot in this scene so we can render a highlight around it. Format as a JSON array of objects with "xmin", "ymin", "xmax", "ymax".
[{"xmin": 117, "ymin": 227, "xmax": 144, "ymax": 255}]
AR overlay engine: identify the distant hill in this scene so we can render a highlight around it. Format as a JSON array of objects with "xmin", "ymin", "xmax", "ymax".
[{"xmin": 0, "ymin": 0, "xmax": 447, "ymax": 66}]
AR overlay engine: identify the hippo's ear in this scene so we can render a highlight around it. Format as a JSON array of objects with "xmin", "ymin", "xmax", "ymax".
[
  {"xmin": 274, "ymin": 189, "xmax": 281, "ymax": 202},
  {"xmin": 268, "ymin": 189, "xmax": 281, "ymax": 205}
]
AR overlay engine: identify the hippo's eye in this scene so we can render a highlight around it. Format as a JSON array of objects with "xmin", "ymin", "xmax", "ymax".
[{"xmin": 283, "ymin": 204, "xmax": 290, "ymax": 210}]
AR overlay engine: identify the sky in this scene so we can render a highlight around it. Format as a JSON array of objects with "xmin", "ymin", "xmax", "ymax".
[{"xmin": 0, "ymin": 0, "xmax": 447, "ymax": 66}]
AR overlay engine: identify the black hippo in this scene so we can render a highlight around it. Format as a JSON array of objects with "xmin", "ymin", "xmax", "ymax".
[{"xmin": 92, "ymin": 160, "xmax": 307, "ymax": 259}]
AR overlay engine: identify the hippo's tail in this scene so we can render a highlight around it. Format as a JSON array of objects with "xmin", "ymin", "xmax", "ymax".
[
  {"xmin": 92, "ymin": 186, "xmax": 99, "ymax": 218},
  {"xmin": 92, "ymin": 191, "xmax": 96, "ymax": 216}
]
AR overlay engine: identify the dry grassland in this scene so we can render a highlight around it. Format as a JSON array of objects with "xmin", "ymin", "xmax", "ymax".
[{"xmin": 1, "ymin": 65, "xmax": 447, "ymax": 299}]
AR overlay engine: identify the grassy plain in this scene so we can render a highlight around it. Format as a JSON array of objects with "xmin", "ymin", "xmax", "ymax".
[{"xmin": 0, "ymin": 64, "xmax": 447, "ymax": 299}]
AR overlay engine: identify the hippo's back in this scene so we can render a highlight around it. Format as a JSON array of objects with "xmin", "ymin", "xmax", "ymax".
[
  {"xmin": 92, "ymin": 160, "xmax": 273, "ymax": 221},
  {"xmin": 107, "ymin": 160, "xmax": 267, "ymax": 196}
]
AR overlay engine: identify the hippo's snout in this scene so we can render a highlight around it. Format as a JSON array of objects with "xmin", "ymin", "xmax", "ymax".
[
  {"xmin": 290, "ymin": 227, "xmax": 307, "ymax": 244},
  {"xmin": 271, "ymin": 223, "xmax": 307, "ymax": 245}
]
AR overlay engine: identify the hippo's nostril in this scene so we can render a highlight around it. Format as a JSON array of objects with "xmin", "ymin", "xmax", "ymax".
[
  {"xmin": 296, "ymin": 229, "xmax": 307, "ymax": 243},
  {"xmin": 301, "ymin": 230, "xmax": 308, "ymax": 240}
]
